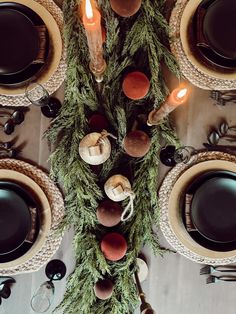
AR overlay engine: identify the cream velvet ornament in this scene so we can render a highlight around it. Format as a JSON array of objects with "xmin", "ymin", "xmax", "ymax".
[
  {"xmin": 79, "ymin": 130, "xmax": 115, "ymax": 165},
  {"xmin": 104, "ymin": 174, "xmax": 135, "ymax": 221}
]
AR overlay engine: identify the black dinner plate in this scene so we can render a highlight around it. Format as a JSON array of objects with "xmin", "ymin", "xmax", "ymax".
[
  {"xmin": 0, "ymin": 180, "xmax": 40, "ymax": 262},
  {"xmin": 0, "ymin": 188, "xmax": 31, "ymax": 255},
  {"xmin": 182, "ymin": 170, "xmax": 236, "ymax": 252},
  {"xmin": 191, "ymin": 177, "xmax": 236, "ymax": 243},
  {"xmin": 0, "ymin": 2, "xmax": 49, "ymax": 87},
  {"xmin": 0, "ymin": 8, "xmax": 39, "ymax": 75},
  {"xmin": 192, "ymin": 0, "xmax": 236, "ymax": 70},
  {"xmin": 202, "ymin": 0, "xmax": 236, "ymax": 60}
]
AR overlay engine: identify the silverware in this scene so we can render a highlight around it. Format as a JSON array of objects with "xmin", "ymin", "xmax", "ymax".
[
  {"xmin": 203, "ymin": 143, "xmax": 236, "ymax": 151},
  {"xmin": 211, "ymin": 90, "xmax": 236, "ymax": 105},
  {"xmin": 0, "ymin": 149, "xmax": 19, "ymax": 158},
  {"xmin": 0, "ymin": 110, "xmax": 24, "ymax": 125},
  {"xmin": 200, "ymin": 265, "xmax": 236, "ymax": 275},
  {"xmin": 208, "ymin": 130, "xmax": 236, "ymax": 145},
  {"xmin": 206, "ymin": 275, "xmax": 236, "ymax": 284},
  {"xmin": 219, "ymin": 122, "xmax": 236, "ymax": 136}
]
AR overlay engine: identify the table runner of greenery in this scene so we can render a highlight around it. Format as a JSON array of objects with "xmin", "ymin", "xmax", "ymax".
[{"xmin": 47, "ymin": 0, "xmax": 179, "ymax": 312}]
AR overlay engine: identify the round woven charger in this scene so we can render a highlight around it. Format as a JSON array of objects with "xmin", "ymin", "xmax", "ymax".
[
  {"xmin": 0, "ymin": 0, "xmax": 66, "ymax": 106},
  {"xmin": 159, "ymin": 151, "xmax": 236, "ymax": 265},
  {"xmin": 0, "ymin": 159, "xmax": 64, "ymax": 275},
  {"xmin": 169, "ymin": 0, "xmax": 236, "ymax": 90}
]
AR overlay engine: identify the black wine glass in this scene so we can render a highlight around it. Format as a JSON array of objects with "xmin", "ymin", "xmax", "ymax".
[
  {"xmin": 25, "ymin": 83, "xmax": 61, "ymax": 118},
  {"xmin": 159, "ymin": 145, "xmax": 177, "ymax": 167},
  {"xmin": 31, "ymin": 259, "xmax": 66, "ymax": 313},
  {"xmin": 160, "ymin": 145, "xmax": 197, "ymax": 167}
]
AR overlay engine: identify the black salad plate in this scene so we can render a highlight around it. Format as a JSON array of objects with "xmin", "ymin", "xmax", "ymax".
[
  {"xmin": 0, "ymin": 8, "xmax": 39, "ymax": 75},
  {"xmin": 193, "ymin": 0, "xmax": 236, "ymax": 69},
  {"xmin": 182, "ymin": 170, "xmax": 236, "ymax": 252},
  {"xmin": 0, "ymin": 188, "xmax": 31, "ymax": 255},
  {"xmin": 0, "ymin": 2, "xmax": 49, "ymax": 87},
  {"xmin": 0, "ymin": 180, "xmax": 40, "ymax": 262}
]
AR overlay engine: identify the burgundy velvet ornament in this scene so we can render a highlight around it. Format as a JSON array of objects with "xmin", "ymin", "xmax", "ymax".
[
  {"xmin": 122, "ymin": 71, "xmax": 150, "ymax": 100},
  {"xmin": 101, "ymin": 232, "xmax": 127, "ymax": 261},
  {"xmin": 96, "ymin": 200, "xmax": 122, "ymax": 227},
  {"xmin": 123, "ymin": 130, "xmax": 151, "ymax": 157},
  {"xmin": 88, "ymin": 114, "xmax": 109, "ymax": 132},
  {"xmin": 110, "ymin": 0, "xmax": 142, "ymax": 17},
  {"xmin": 94, "ymin": 279, "xmax": 114, "ymax": 300}
]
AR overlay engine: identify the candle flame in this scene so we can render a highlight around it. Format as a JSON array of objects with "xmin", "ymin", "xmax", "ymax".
[
  {"xmin": 85, "ymin": 0, "xmax": 93, "ymax": 19},
  {"xmin": 177, "ymin": 88, "xmax": 188, "ymax": 99}
]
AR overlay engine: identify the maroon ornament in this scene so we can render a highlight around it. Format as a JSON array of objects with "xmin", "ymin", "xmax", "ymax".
[
  {"xmin": 94, "ymin": 279, "xmax": 114, "ymax": 300},
  {"xmin": 101, "ymin": 232, "xmax": 127, "ymax": 261},
  {"xmin": 123, "ymin": 130, "xmax": 151, "ymax": 157},
  {"xmin": 122, "ymin": 71, "xmax": 150, "ymax": 100},
  {"xmin": 110, "ymin": 0, "xmax": 142, "ymax": 17},
  {"xmin": 96, "ymin": 200, "xmax": 122, "ymax": 227},
  {"xmin": 88, "ymin": 114, "xmax": 109, "ymax": 132}
]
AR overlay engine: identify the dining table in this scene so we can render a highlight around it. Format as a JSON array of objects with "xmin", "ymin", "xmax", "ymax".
[{"xmin": 1, "ymin": 0, "xmax": 236, "ymax": 314}]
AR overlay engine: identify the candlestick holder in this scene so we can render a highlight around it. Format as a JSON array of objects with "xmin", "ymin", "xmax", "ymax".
[
  {"xmin": 89, "ymin": 58, "xmax": 106, "ymax": 83},
  {"xmin": 134, "ymin": 271, "xmax": 156, "ymax": 314},
  {"xmin": 82, "ymin": 0, "xmax": 106, "ymax": 83}
]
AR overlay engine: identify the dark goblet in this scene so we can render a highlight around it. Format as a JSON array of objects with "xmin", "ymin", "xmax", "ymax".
[
  {"xmin": 31, "ymin": 259, "xmax": 66, "ymax": 313},
  {"xmin": 159, "ymin": 145, "xmax": 176, "ymax": 167},
  {"xmin": 25, "ymin": 83, "xmax": 61, "ymax": 118}
]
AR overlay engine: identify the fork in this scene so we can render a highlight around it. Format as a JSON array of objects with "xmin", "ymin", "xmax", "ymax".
[
  {"xmin": 210, "ymin": 90, "xmax": 236, "ymax": 105},
  {"xmin": 200, "ymin": 265, "xmax": 236, "ymax": 275},
  {"xmin": 206, "ymin": 275, "xmax": 236, "ymax": 284}
]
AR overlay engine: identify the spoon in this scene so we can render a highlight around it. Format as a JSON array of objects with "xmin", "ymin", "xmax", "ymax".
[
  {"xmin": 0, "ymin": 120, "xmax": 14, "ymax": 135},
  {"xmin": 208, "ymin": 131, "xmax": 236, "ymax": 145},
  {"xmin": 219, "ymin": 122, "xmax": 236, "ymax": 136},
  {"xmin": 0, "ymin": 111, "xmax": 24, "ymax": 125},
  {"xmin": 0, "ymin": 149, "xmax": 18, "ymax": 158},
  {"xmin": 0, "ymin": 285, "xmax": 11, "ymax": 299}
]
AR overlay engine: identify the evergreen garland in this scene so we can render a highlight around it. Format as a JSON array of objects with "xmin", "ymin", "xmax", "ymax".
[{"xmin": 47, "ymin": 0, "xmax": 180, "ymax": 313}]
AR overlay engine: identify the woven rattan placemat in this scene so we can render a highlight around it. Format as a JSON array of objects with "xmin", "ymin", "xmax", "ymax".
[
  {"xmin": 0, "ymin": 159, "xmax": 64, "ymax": 275},
  {"xmin": 159, "ymin": 151, "xmax": 236, "ymax": 265},
  {"xmin": 169, "ymin": 0, "xmax": 236, "ymax": 90},
  {"xmin": 0, "ymin": 0, "xmax": 66, "ymax": 106}
]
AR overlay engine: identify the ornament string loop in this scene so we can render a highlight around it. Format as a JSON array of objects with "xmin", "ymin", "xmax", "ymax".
[
  {"xmin": 121, "ymin": 189, "xmax": 135, "ymax": 221},
  {"xmin": 98, "ymin": 129, "xmax": 117, "ymax": 145}
]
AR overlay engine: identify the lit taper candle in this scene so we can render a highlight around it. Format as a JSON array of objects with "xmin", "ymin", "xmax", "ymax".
[
  {"xmin": 82, "ymin": 0, "xmax": 106, "ymax": 82},
  {"xmin": 147, "ymin": 86, "xmax": 189, "ymax": 126}
]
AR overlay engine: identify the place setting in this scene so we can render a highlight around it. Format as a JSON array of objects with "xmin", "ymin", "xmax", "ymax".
[
  {"xmin": 0, "ymin": 0, "xmax": 66, "ymax": 107},
  {"xmin": 159, "ymin": 151, "xmax": 236, "ymax": 265},
  {"xmin": 0, "ymin": 160, "xmax": 64, "ymax": 276},
  {"xmin": 169, "ymin": 0, "xmax": 236, "ymax": 90}
]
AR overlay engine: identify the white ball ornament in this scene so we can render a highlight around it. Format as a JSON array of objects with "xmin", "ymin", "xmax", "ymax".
[{"xmin": 79, "ymin": 131, "xmax": 112, "ymax": 165}]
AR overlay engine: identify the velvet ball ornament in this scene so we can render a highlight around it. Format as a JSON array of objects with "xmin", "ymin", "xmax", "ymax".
[
  {"xmin": 88, "ymin": 114, "xmax": 109, "ymax": 132},
  {"xmin": 122, "ymin": 71, "xmax": 150, "ymax": 100},
  {"xmin": 110, "ymin": 0, "xmax": 142, "ymax": 17},
  {"xmin": 101, "ymin": 232, "xmax": 127, "ymax": 261},
  {"xmin": 94, "ymin": 279, "xmax": 114, "ymax": 300},
  {"xmin": 124, "ymin": 130, "xmax": 151, "ymax": 157},
  {"xmin": 96, "ymin": 200, "xmax": 122, "ymax": 227}
]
